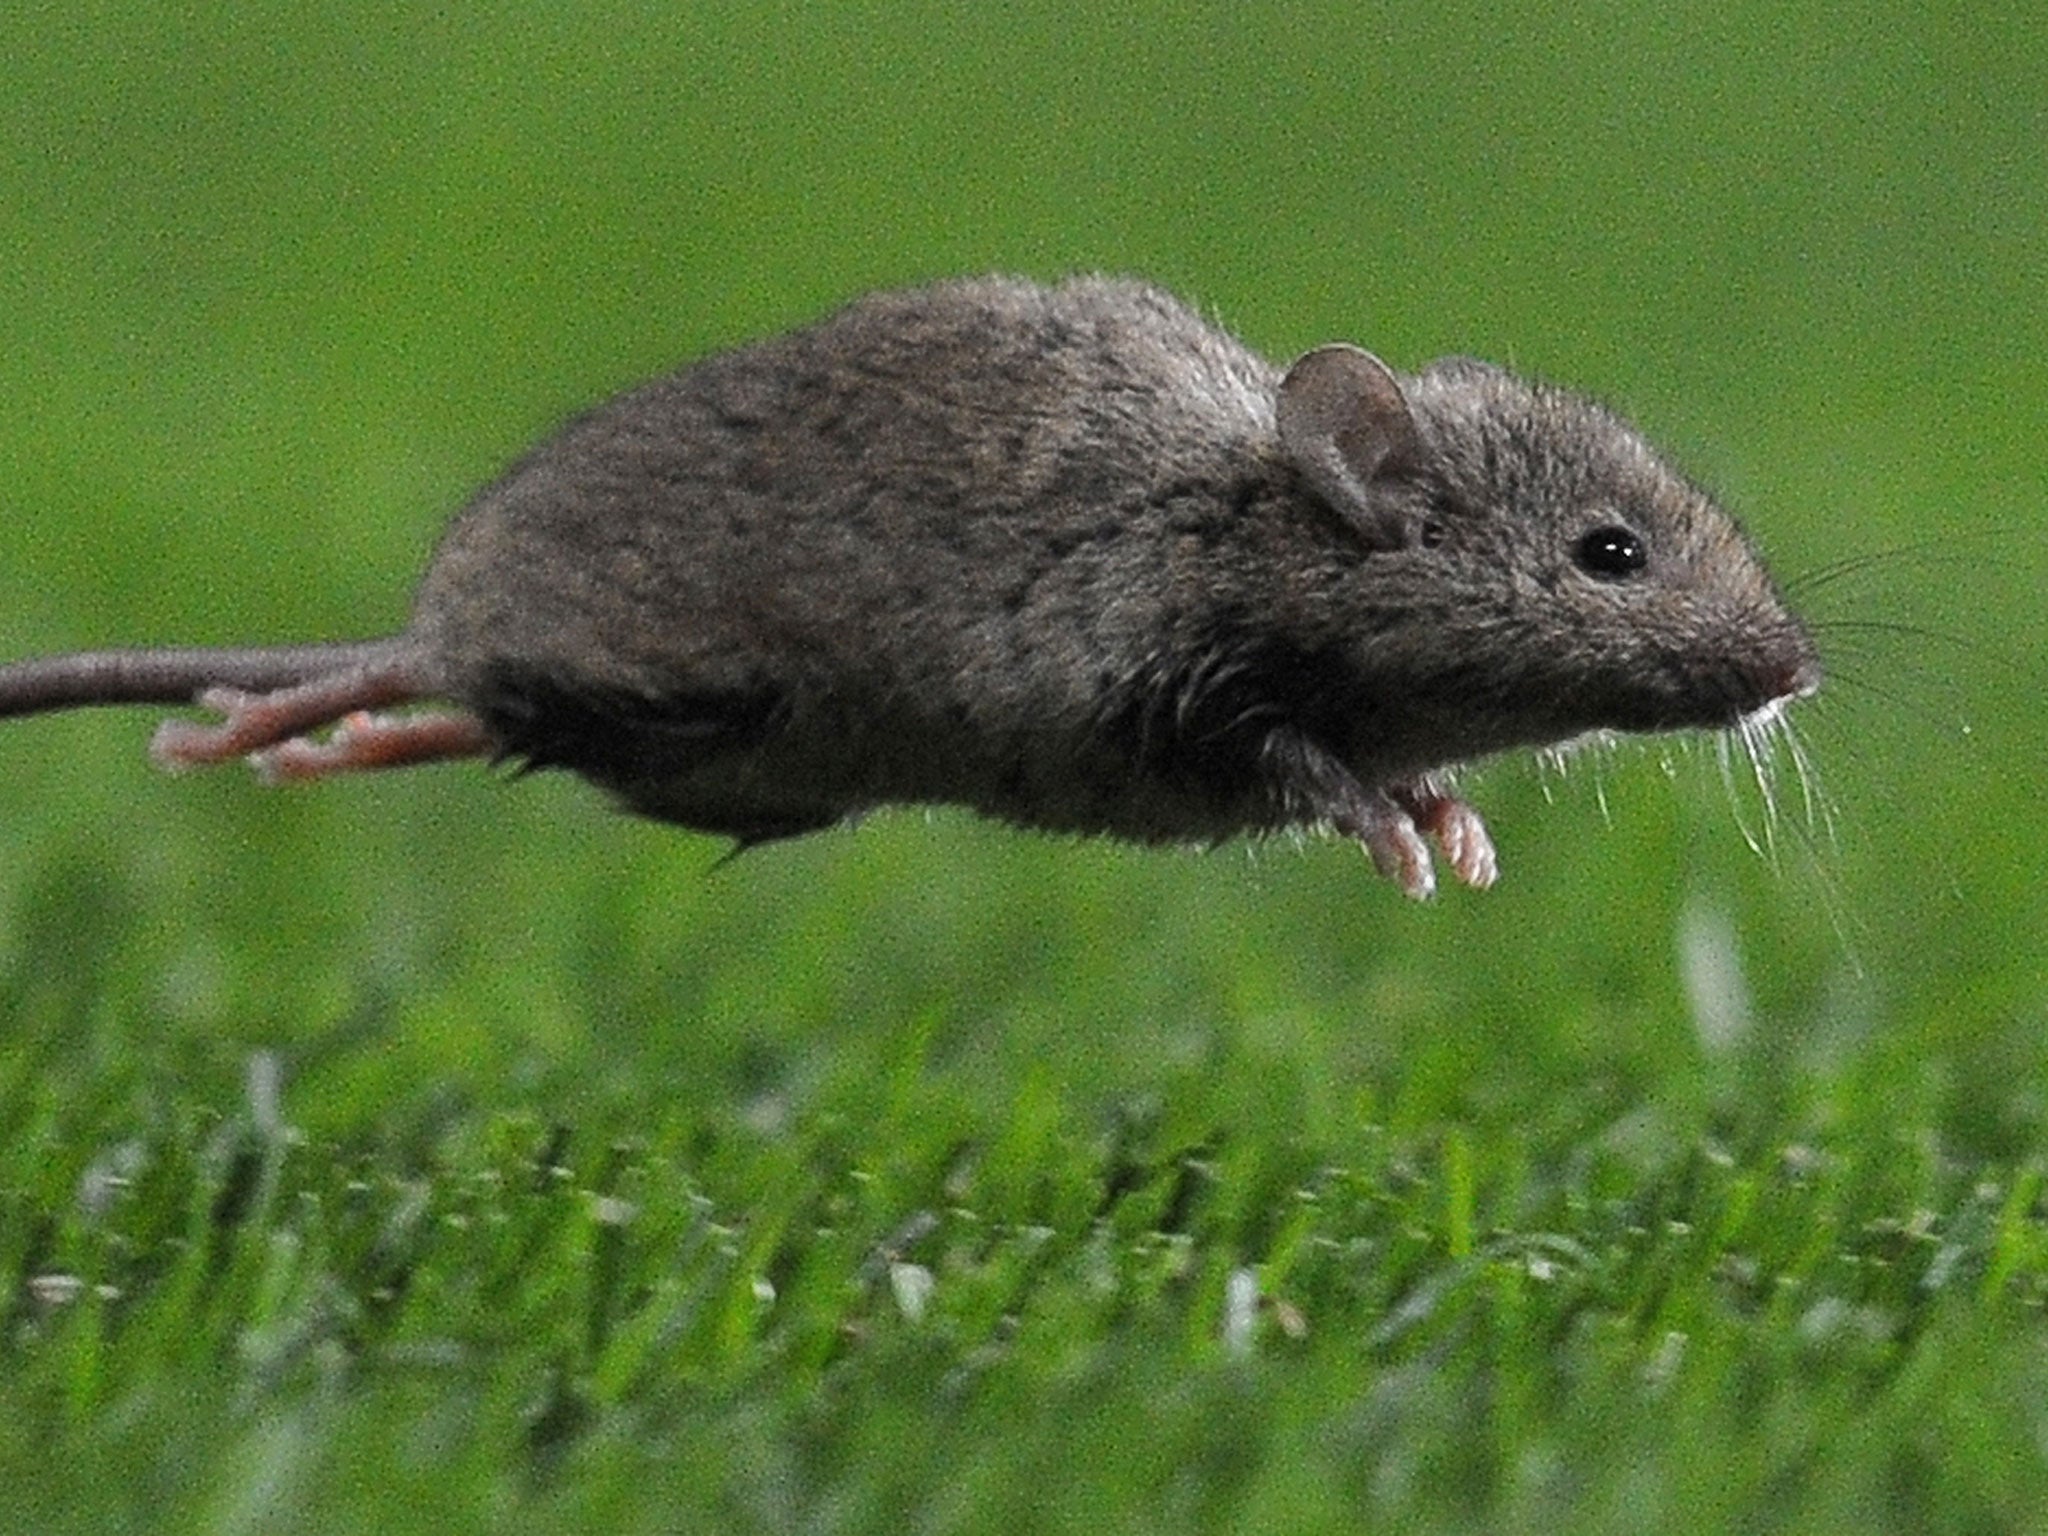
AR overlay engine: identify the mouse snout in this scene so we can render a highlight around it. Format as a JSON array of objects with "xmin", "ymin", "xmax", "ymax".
[
  {"xmin": 1763, "ymin": 652, "xmax": 1822, "ymax": 705},
  {"xmin": 1713, "ymin": 632, "xmax": 1821, "ymax": 725},
  {"xmin": 1785, "ymin": 654, "xmax": 1823, "ymax": 700},
  {"xmin": 1721, "ymin": 658, "xmax": 1815, "ymax": 735}
]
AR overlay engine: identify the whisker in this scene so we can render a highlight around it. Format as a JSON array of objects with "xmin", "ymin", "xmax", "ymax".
[
  {"xmin": 1782, "ymin": 715, "xmax": 1838, "ymax": 850},
  {"xmin": 1741, "ymin": 713, "xmax": 1782, "ymax": 864},
  {"xmin": 1808, "ymin": 670, "xmax": 1975, "ymax": 738},
  {"xmin": 1807, "ymin": 641, "xmax": 1974, "ymax": 693},
  {"xmin": 1715, "ymin": 732, "xmax": 1766, "ymax": 859},
  {"xmin": 1808, "ymin": 618, "xmax": 1978, "ymax": 643},
  {"xmin": 1808, "ymin": 617, "xmax": 2024, "ymax": 679},
  {"xmin": 1785, "ymin": 526, "xmax": 2038, "ymax": 596}
]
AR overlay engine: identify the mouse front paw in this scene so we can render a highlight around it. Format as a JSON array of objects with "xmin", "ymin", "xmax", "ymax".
[
  {"xmin": 1258, "ymin": 728, "xmax": 1496, "ymax": 898},
  {"xmin": 1390, "ymin": 779, "xmax": 1498, "ymax": 891},
  {"xmin": 1351, "ymin": 793, "xmax": 1439, "ymax": 900}
]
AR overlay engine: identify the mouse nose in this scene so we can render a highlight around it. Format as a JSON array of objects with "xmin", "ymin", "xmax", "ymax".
[
  {"xmin": 1730, "ymin": 645, "xmax": 1820, "ymax": 720},
  {"xmin": 1748, "ymin": 617, "xmax": 1822, "ymax": 708},
  {"xmin": 1777, "ymin": 654, "xmax": 1822, "ymax": 702}
]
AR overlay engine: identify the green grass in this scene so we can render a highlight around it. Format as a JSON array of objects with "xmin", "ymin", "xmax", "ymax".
[
  {"xmin": 4, "ymin": 3, "xmax": 2048, "ymax": 1531},
  {"xmin": 9, "ymin": 908, "xmax": 2048, "ymax": 1533}
]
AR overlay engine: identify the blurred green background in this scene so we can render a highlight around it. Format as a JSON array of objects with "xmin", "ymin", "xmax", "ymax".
[
  {"xmin": 1, "ymin": 1, "xmax": 2044, "ymax": 1528},
  {"xmin": 3, "ymin": 0, "xmax": 2039, "ymax": 1119}
]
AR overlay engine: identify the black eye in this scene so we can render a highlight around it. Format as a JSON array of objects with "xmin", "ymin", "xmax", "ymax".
[
  {"xmin": 1574, "ymin": 524, "xmax": 1648, "ymax": 580},
  {"xmin": 1419, "ymin": 519, "xmax": 1447, "ymax": 549}
]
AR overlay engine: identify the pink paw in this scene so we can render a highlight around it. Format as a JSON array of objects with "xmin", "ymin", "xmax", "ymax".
[
  {"xmin": 1357, "ymin": 800, "xmax": 1438, "ymax": 901},
  {"xmin": 1390, "ymin": 780, "xmax": 1498, "ymax": 893}
]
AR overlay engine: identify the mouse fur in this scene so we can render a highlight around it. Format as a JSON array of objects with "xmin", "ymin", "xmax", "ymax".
[{"xmin": 0, "ymin": 275, "xmax": 1821, "ymax": 897}]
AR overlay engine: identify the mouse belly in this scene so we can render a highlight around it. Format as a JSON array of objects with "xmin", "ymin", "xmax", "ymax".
[
  {"xmin": 459, "ymin": 650, "xmax": 1297, "ymax": 848},
  {"xmin": 551, "ymin": 696, "xmax": 1498, "ymax": 899}
]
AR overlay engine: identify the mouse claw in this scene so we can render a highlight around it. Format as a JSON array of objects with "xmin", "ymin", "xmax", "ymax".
[
  {"xmin": 150, "ymin": 687, "xmax": 267, "ymax": 769},
  {"xmin": 1347, "ymin": 792, "xmax": 1437, "ymax": 900},
  {"xmin": 150, "ymin": 712, "xmax": 259, "ymax": 771},
  {"xmin": 1392, "ymin": 781, "xmax": 1498, "ymax": 890},
  {"xmin": 148, "ymin": 718, "xmax": 212, "ymax": 773},
  {"xmin": 194, "ymin": 685, "xmax": 258, "ymax": 713},
  {"xmin": 253, "ymin": 708, "xmax": 496, "ymax": 782}
]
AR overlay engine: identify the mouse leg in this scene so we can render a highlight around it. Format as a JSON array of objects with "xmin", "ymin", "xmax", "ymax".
[
  {"xmin": 1262, "ymin": 726, "xmax": 1440, "ymax": 898},
  {"xmin": 150, "ymin": 655, "xmax": 438, "ymax": 770},
  {"xmin": 1390, "ymin": 779, "xmax": 1498, "ymax": 890},
  {"xmin": 1342, "ymin": 791, "xmax": 1439, "ymax": 900},
  {"xmin": 252, "ymin": 709, "xmax": 496, "ymax": 782}
]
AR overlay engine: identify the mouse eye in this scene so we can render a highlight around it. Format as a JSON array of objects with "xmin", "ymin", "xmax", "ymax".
[
  {"xmin": 1574, "ymin": 524, "xmax": 1648, "ymax": 580},
  {"xmin": 1418, "ymin": 486, "xmax": 1461, "ymax": 548}
]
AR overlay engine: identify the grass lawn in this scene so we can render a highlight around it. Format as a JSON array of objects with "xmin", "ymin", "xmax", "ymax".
[{"xmin": 3, "ymin": 5, "xmax": 2046, "ymax": 1531}]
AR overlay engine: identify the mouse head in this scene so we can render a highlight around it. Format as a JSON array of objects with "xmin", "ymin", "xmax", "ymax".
[{"xmin": 1275, "ymin": 345, "xmax": 1820, "ymax": 762}]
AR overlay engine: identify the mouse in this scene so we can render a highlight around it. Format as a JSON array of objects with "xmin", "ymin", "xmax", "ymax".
[{"xmin": 0, "ymin": 275, "xmax": 1820, "ymax": 898}]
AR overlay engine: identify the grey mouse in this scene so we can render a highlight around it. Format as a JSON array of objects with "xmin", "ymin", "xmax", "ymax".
[{"xmin": 0, "ymin": 275, "xmax": 1820, "ymax": 898}]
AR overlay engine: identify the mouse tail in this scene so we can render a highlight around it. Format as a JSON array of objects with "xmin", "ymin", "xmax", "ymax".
[
  {"xmin": 0, "ymin": 634, "xmax": 496, "ymax": 780},
  {"xmin": 0, "ymin": 636, "xmax": 419, "ymax": 718}
]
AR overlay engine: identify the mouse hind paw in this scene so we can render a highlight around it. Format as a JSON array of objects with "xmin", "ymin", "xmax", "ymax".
[
  {"xmin": 251, "ymin": 709, "xmax": 495, "ymax": 783},
  {"xmin": 148, "ymin": 656, "xmax": 448, "ymax": 775}
]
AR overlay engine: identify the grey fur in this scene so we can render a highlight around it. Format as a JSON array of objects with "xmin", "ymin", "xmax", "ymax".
[{"xmin": 0, "ymin": 275, "xmax": 1821, "ymax": 892}]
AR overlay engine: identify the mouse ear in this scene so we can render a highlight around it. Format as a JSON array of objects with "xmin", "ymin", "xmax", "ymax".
[{"xmin": 1276, "ymin": 345, "xmax": 1422, "ymax": 551}]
